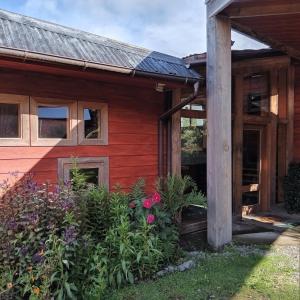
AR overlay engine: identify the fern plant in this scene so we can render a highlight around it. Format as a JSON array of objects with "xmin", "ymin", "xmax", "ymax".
[{"xmin": 157, "ymin": 175, "xmax": 206, "ymax": 223}]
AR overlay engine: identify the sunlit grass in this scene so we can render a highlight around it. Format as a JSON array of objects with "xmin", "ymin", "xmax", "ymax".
[{"xmin": 109, "ymin": 244, "xmax": 299, "ymax": 300}]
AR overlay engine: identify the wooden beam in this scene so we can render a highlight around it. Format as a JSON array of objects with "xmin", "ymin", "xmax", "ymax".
[
  {"xmin": 232, "ymin": 75, "xmax": 244, "ymax": 216},
  {"xmin": 206, "ymin": 0, "xmax": 234, "ymax": 18},
  {"xmin": 207, "ymin": 15, "xmax": 232, "ymax": 249},
  {"xmin": 232, "ymin": 21, "xmax": 300, "ymax": 61},
  {"xmin": 171, "ymin": 89, "xmax": 182, "ymax": 176},
  {"xmin": 233, "ymin": 56, "xmax": 290, "ymax": 75},
  {"xmin": 181, "ymin": 109, "xmax": 206, "ymax": 119},
  {"xmin": 226, "ymin": 3, "xmax": 300, "ymax": 18}
]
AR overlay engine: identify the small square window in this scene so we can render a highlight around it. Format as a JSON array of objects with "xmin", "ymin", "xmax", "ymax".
[
  {"xmin": 38, "ymin": 106, "xmax": 68, "ymax": 138},
  {"xmin": 0, "ymin": 94, "xmax": 30, "ymax": 146},
  {"xmin": 58, "ymin": 157, "xmax": 109, "ymax": 187},
  {"xmin": 78, "ymin": 102, "xmax": 108, "ymax": 145},
  {"xmin": 30, "ymin": 97, "xmax": 77, "ymax": 146}
]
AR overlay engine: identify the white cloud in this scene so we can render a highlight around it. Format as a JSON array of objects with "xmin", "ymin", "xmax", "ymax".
[{"xmin": 18, "ymin": 0, "xmax": 266, "ymax": 57}]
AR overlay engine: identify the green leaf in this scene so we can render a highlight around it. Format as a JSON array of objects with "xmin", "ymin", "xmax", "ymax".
[
  {"xmin": 128, "ymin": 272, "xmax": 134, "ymax": 284},
  {"xmin": 62, "ymin": 259, "xmax": 69, "ymax": 269},
  {"xmin": 137, "ymin": 251, "xmax": 142, "ymax": 263},
  {"xmin": 64, "ymin": 281, "xmax": 76, "ymax": 299}
]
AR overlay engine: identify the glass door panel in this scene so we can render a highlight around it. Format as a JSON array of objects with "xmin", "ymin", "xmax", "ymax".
[{"xmin": 242, "ymin": 128, "xmax": 261, "ymax": 206}]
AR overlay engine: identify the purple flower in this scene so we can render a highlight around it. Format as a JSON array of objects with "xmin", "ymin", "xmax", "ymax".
[
  {"xmin": 26, "ymin": 181, "xmax": 38, "ymax": 192},
  {"xmin": 24, "ymin": 213, "xmax": 39, "ymax": 225},
  {"xmin": 20, "ymin": 245, "xmax": 29, "ymax": 256},
  {"xmin": 32, "ymin": 251, "xmax": 44, "ymax": 264},
  {"xmin": 63, "ymin": 226, "xmax": 77, "ymax": 245},
  {"xmin": 61, "ymin": 198, "xmax": 74, "ymax": 212},
  {"xmin": 6, "ymin": 220, "xmax": 18, "ymax": 231}
]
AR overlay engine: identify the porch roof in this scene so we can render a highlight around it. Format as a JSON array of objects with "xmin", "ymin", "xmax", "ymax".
[{"xmin": 208, "ymin": 0, "xmax": 300, "ymax": 61}]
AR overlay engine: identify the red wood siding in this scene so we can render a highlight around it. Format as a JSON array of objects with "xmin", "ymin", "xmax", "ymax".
[
  {"xmin": 0, "ymin": 68, "xmax": 164, "ymax": 192},
  {"xmin": 294, "ymin": 66, "xmax": 300, "ymax": 161}
]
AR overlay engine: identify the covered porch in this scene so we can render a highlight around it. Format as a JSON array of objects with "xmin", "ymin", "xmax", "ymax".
[{"xmin": 205, "ymin": 0, "xmax": 300, "ymax": 248}]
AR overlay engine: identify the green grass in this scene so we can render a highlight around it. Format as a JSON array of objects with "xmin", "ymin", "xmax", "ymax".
[{"xmin": 109, "ymin": 245, "xmax": 299, "ymax": 300}]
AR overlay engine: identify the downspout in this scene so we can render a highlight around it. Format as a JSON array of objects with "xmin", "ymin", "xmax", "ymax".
[{"xmin": 158, "ymin": 81, "xmax": 200, "ymax": 177}]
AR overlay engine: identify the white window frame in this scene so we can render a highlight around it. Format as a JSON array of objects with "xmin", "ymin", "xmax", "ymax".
[
  {"xmin": 0, "ymin": 94, "xmax": 30, "ymax": 146},
  {"xmin": 30, "ymin": 97, "xmax": 77, "ymax": 146},
  {"xmin": 78, "ymin": 101, "xmax": 108, "ymax": 145},
  {"xmin": 57, "ymin": 156, "xmax": 109, "ymax": 187}
]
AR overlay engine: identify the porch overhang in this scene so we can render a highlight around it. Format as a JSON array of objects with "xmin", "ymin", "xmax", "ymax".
[{"xmin": 205, "ymin": 0, "xmax": 299, "ymax": 249}]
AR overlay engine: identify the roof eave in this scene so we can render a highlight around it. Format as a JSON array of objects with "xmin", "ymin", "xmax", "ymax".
[{"xmin": 0, "ymin": 47, "xmax": 200, "ymax": 84}]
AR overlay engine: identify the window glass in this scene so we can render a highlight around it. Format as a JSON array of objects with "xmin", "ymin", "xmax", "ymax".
[
  {"xmin": 84, "ymin": 108, "xmax": 100, "ymax": 139},
  {"xmin": 181, "ymin": 118, "xmax": 207, "ymax": 194},
  {"xmin": 243, "ymin": 73, "xmax": 269, "ymax": 115},
  {"xmin": 38, "ymin": 106, "xmax": 68, "ymax": 138},
  {"xmin": 0, "ymin": 103, "xmax": 19, "ymax": 138},
  {"xmin": 70, "ymin": 168, "xmax": 99, "ymax": 185}
]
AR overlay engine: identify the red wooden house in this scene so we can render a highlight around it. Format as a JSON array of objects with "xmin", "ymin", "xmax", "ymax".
[{"xmin": 0, "ymin": 9, "xmax": 199, "ymax": 192}]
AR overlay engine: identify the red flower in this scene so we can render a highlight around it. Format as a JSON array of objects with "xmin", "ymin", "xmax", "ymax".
[
  {"xmin": 143, "ymin": 198, "xmax": 153, "ymax": 209},
  {"xmin": 129, "ymin": 201, "xmax": 136, "ymax": 208},
  {"xmin": 146, "ymin": 214, "xmax": 155, "ymax": 224},
  {"xmin": 152, "ymin": 192, "xmax": 161, "ymax": 204}
]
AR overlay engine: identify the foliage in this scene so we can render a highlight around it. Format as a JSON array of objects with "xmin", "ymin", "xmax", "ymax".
[
  {"xmin": 283, "ymin": 163, "xmax": 300, "ymax": 213},
  {"xmin": 0, "ymin": 170, "xmax": 205, "ymax": 299},
  {"xmin": 157, "ymin": 174, "xmax": 207, "ymax": 221}
]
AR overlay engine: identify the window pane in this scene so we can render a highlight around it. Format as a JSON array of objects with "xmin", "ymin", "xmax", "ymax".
[
  {"xmin": 243, "ymin": 73, "xmax": 269, "ymax": 115},
  {"xmin": 0, "ymin": 103, "xmax": 19, "ymax": 138},
  {"xmin": 38, "ymin": 106, "xmax": 68, "ymax": 138},
  {"xmin": 70, "ymin": 168, "xmax": 99, "ymax": 185},
  {"xmin": 84, "ymin": 108, "xmax": 100, "ymax": 139}
]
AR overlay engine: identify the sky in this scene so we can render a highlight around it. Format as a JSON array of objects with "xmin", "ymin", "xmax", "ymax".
[{"xmin": 0, "ymin": 0, "xmax": 266, "ymax": 58}]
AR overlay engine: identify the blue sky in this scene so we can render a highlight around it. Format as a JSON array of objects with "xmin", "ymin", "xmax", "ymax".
[{"xmin": 0, "ymin": 0, "xmax": 265, "ymax": 57}]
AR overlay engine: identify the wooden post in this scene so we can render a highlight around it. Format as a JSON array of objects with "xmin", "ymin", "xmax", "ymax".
[
  {"xmin": 171, "ymin": 89, "xmax": 182, "ymax": 176},
  {"xmin": 269, "ymin": 70, "xmax": 279, "ymax": 206},
  {"xmin": 233, "ymin": 75, "xmax": 244, "ymax": 216},
  {"xmin": 207, "ymin": 15, "xmax": 232, "ymax": 248},
  {"xmin": 287, "ymin": 66, "xmax": 295, "ymax": 166}
]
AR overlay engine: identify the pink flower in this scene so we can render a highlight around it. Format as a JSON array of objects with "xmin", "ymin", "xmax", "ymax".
[
  {"xmin": 143, "ymin": 198, "xmax": 153, "ymax": 209},
  {"xmin": 152, "ymin": 192, "xmax": 161, "ymax": 204},
  {"xmin": 146, "ymin": 214, "xmax": 155, "ymax": 224},
  {"xmin": 129, "ymin": 201, "xmax": 136, "ymax": 209}
]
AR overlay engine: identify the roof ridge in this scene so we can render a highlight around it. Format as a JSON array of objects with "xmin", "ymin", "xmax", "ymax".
[{"xmin": 0, "ymin": 8, "xmax": 184, "ymax": 66}]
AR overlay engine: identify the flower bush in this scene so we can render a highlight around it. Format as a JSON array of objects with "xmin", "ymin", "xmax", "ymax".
[{"xmin": 0, "ymin": 170, "xmax": 205, "ymax": 299}]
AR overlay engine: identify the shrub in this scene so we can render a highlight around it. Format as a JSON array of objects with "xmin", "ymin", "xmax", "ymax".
[
  {"xmin": 284, "ymin": 163, "xmax": 300, "ymax": 213},
  {"xmin": 0, "ymin": 171, "xmax": 204, "ymax": 299}
]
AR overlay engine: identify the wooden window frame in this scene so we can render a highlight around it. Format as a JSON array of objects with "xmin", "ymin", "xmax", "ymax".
[
  {"xmin": 57, "ymin": 156, "xmax": 109, "ymax": 187},
  {"xmin": 0, "ymin": 94, "xmax": 30, "ymax": 146},
  {"xmin": 30, "ymin": 97, "xmax": 77, "ymax": 146},
  {"xmin": 78, "ymin": 101, "xmax": 108, "ymax": 145}
]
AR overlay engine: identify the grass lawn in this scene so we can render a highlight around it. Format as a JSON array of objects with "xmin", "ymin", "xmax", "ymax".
[{"xmin": 109, "ymin": 244, "xmax": 299, "ymax": 300}]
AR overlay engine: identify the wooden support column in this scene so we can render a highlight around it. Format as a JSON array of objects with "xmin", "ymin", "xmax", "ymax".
[
  {"xmin": 287, "ymin": 66, "xmax": 295, "ymax": 165},
  {"xmin": 171, "ymin": 89, "xmax": 181, "ymax": 176},
  {"xmin": 233, "ymin": 75, "xmax": 244, "ymax": 216},
  {"xmin": 277, "ymin": 68, "xmax": 288, "ymax": 203},
  {"xmin": 269, "ymin": 70, "xmax": 279, "ymax": 207},
  {"xmin": 207, "ymin": 14, "xmax": 232, "ymax": 248}
]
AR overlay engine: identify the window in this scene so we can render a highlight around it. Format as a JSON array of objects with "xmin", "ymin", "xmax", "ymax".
[
  {"xmin": 243, "ymin": 73, "xmax": 270, "ymax": 115},
  {"xmin": 30, "ymin": 97, "xmax": 77, "ymax": 146},
  {"xmin": 58, "ymin": 157, "xmax": 109, "ymax": 187},
  {"xmin": 0, "ymin": 94, "xmax": 29, "ymax": 146},
  {"xmin": 78, "ymin": 102, "xmax": 108, "ymax": 145}
]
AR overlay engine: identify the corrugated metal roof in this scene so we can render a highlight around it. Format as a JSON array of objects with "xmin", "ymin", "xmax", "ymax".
[{"xmin": 0, "ymin": 9, "xmax": 199, "ymax": 81}]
